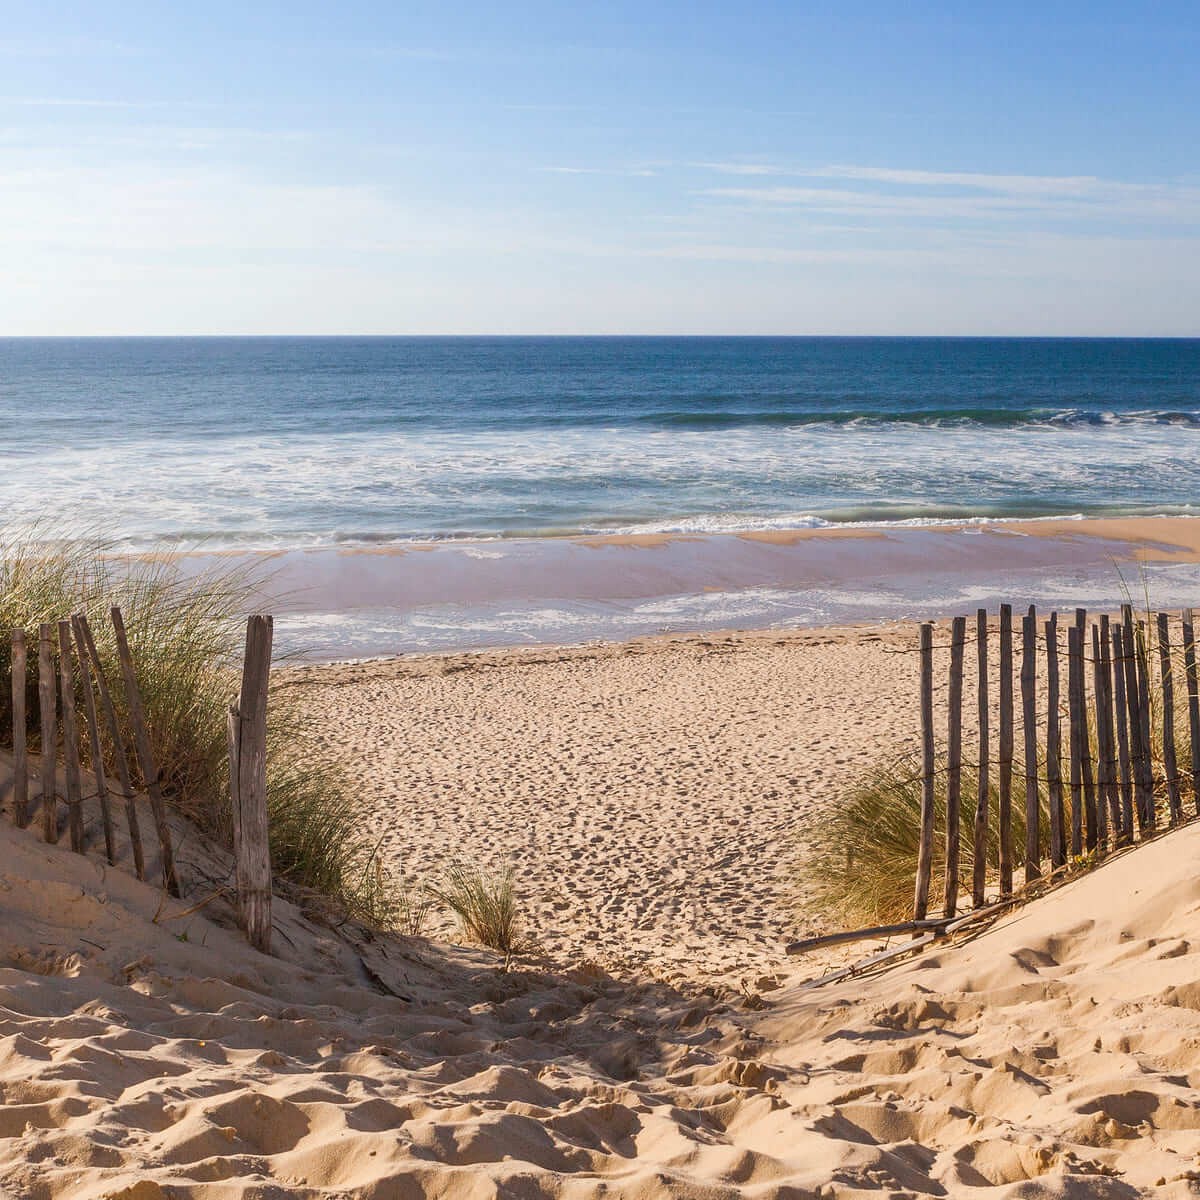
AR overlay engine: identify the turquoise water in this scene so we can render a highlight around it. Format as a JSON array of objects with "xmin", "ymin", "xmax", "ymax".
[{"xmin": 3, "ymin": 336, "xmax": 1199, "ymax": 550}]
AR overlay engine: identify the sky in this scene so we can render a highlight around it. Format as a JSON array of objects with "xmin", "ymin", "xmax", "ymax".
[{"xmin": 2, "ymin": 1, "xmax": 1199, "ymax": 335}]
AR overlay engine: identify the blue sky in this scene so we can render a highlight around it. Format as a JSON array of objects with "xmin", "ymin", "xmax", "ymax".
[{"xmin": 3, "ymin": 2, "xmax": 1199, "ymax": 334}]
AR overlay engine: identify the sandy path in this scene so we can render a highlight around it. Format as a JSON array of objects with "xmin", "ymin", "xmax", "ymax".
[{"xmin": 281, "ymin": 623, "xmax": 922, "ymax": 982}]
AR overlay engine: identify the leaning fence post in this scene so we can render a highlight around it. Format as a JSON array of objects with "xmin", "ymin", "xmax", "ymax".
[
  {"xmin": 1111, "ymin": 620, "xmax": 1133, "ymax": 843},
  {"xmin": 111, "ymin": 607, "xmax": 179, "ymax": 896},
  {"xmin": 1096, "ymin": 617, "xmax": 1120, "ymax": 845},
  {"xmin": 1091, "ymin": 623, "xmax": 1111, "ymax": 850},
  {"xmin": 1184, "ymin": 608, "xmax": 1200, "ymax": 816},
  {"xmin": 1021, "ymin": 609, "xmax": 1039, "ymax": 881},
  {"xmin": 1067, "ymin": 624, "xmax": 1084, "ymax": 857},
  {"xmin": 11, "ymin": 630, "xmax": 28, "ymax": 828},
  {"xmin": 1122, "ymin": 619, "xmax": 1151, "ymax": 836},
  {"xmin": 1156, "ymin": 613, "xmax": 1183, "ymax": 825},
  {"xmin": 1075, "ymin": 609, "xmax": 1097, "ymax": 851},
  {"xmin": 944, "ymin": 616, "xmax": 966, "ymax": 917},
  {"xmin": 1135, "ymin": 619, "xmax": 1155, "ymax": 833},
  {"xmin": 1044, "ymin": 616, "xmax": 1065, "ymax": 867},
  {"xmin": 913, "ymin": 621, "xmax": 935, "ymax": 921},
  {"xmin": 972, "ymin": 608, "xmax": 989, "ymax": 908},
  {"xmin": 74, "ymin": 614, "xmax": 145, "ymax": 880},
  {"xmin": 231, "ymin": 614, "xmax": 274, "ymax": 953},
  {"xmin": 998, "ymin": 603, "xmax": 1014, "ymax": 896},
  {"xmin": 56, "ymin": 622, "xmax": 85, "ymax": 853},
  {"xmin": 37, "ymin": 623, "xmax": 58, "ymax": 844},
  {"xmin": 71, "ymin": 617, "xmax": 116, "ymax": 864}
]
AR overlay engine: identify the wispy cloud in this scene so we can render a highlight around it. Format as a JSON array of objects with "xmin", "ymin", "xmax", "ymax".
[
  {"xmin": 0, "ymin": 96, "xmax": 161, "ymax": 109},
  {"xmin": 538, "ymin": 165, "xmax": 656, "ymax": 178},
  {"xmin": 698, "ymin": 164, "xmax": 1200, "ymax": 229}
]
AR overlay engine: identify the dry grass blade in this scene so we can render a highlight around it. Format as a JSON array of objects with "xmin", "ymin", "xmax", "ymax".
[
  {"xmin": 430, "ymin": 862, "xmax": 525, "ymax": 955},
  {"xmin": 0, "ymin": 528, "xmax": 400, "ymax": 925}
]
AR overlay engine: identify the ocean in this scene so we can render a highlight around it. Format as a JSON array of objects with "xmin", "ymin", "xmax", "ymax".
[
  {"xmin": 5, "ymin": 336, "xmax": 1200, "ymax": 655},
  {"xmin": 5, "ymin": 336, "xmax": 1200, "ymax": 546}
]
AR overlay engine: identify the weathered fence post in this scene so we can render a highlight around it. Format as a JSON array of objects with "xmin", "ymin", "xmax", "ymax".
[
  {"xmin": 998, "ymin": 604, "xmax": 1014, "ymax": 896},
  {"xmin": 111, "ymin": 606, "xmax": 179, "ymax": 896},
  {"xmin": 1091, "ymin": 623, "xmax": 1110, "ymax": 849},
  {"xmin": 11, "ymin": 630, "xmax": 27, "ymax": 828},
  {"xmin": 972, "ymin": 608, "xmax": 990, "ymax": 908},
  {"xmin": 1110, "ymin": 620, "xmax": 1134, "ymax": 844},
  {"xmin": 1075, "ymin": 610, "xmax": 1097, "ymax": 851},
  {"xmin": 1045, "ymin": 616, "xmax": 1065, "ymax": 867},
  {"xmin": 1134, "ymin": 618, "xmax": 1155, "ymax": 832},
  {"xmin": 1121, "ymin": 617, "xmax": 1152, "ymax": 834},
  {"xmin": 1184, "ymin": 608, "xmax": 1200, "ymax": 816},
  {"xmin": 1157, "ymin": 613, "xmax": 1183, "ymax": 825},
  {"xmin": 944, "ymin": 616, "xmax": 966, "ymax": 917},
  {"xmin": 1021, "ymin": 609, "xmax": 1040, "ymax": 881},
  {"xmin": 1067, "ymin": 624, "xmax": 1084, "ymax": 857},
  {"xmin": 1095, "ymin": 618, "xmax": 1120, "ymax": 845},
  {"xmin": 913, "ymin": 621, "xmax": 935, "ymax": 920},
  {"xmin": 56, "ymin": 622, "xmax": 85, "ymax": 853},
  {"xmin": 230, "ymin": 614, "xmax": 274, "ymax": 953},
  {"xmin": 74, "ymin": 614, "xmax": 145, "ymax": 880},
  {"xmin": 38, "ymin": 624, "xmax": 58, "ymax": 844},
  {"xmin": 71, "ymin": 617, "xmax": 116, "ymax": 864}
]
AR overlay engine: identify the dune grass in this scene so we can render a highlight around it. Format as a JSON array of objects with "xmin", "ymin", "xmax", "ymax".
[
  {"xmin": 808, "ymin": 597, "xmax": 1200, "ymax": 930},
  {"xmin": 0, "ymin": 530, "xmax": 397, "ymax": 925},
  {"xmin": 802, "ymin": 755, "xmax": 1049, "ymax": 927},
  {"xmin": 431, "ymin": 862, "xmax": 525, "ymax": 956}
]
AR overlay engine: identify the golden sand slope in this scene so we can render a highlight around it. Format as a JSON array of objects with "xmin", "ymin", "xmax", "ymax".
[
  {"xmin": 2, "ymin": 799, "xmax": 1200, "ymax": 1196},
  {"xmin": 279, "ymin": 623, "xmax": 922, "ymax": 983}
]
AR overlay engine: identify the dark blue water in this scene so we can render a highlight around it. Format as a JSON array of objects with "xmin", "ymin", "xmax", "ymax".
[{"xmin": 3, "ymin": 336, "xmax": 1199, "ymax": 547}]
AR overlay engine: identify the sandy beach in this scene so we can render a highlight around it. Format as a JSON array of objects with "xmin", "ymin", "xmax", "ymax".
[
  {"xmin": 280, "ymin": 621, "xmax": 924, "ymax": 983},
  {"xmin": 3, "ymin": 738, "xmax": 1200, "ymax": 1197},
  {"xmin": 5, "ymin": 519, "xmax": 1200, "ymax": 1195}
]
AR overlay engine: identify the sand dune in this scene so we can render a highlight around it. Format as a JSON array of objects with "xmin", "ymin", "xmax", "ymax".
[{"xmin": 2, "ymin": 777, "xmax": 1200, "ymax": 1196}]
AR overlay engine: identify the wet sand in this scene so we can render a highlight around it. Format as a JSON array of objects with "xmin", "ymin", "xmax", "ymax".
[{"xmin": 164, "ymin": 515, "xmax": 1200, "ymax": 658}]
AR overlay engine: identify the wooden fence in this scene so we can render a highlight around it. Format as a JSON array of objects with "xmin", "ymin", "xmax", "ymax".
[
  {"xmin": 5, "ymin": 609, "xmax": 275, "ymax": 951},
  {"xmin": 913, "ymin": 602, "xmax": 1200, "ymax": 922}
]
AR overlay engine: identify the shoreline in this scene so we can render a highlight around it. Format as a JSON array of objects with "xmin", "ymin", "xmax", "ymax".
[{"xmin": 184, "ymin": 514, "xmax": 1200, "ymax": 660}]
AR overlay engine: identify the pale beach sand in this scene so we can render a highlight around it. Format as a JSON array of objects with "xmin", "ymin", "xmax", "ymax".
[
  {"xmin": 4, "ymin": 517, "xmax": 1200, "ymax": 1195},
  {"xmin": 2, "ymin": 758, "xmax": 1200, "ymax": 1196},
  {"xmin": 279, "ymin": 622, "xmax": 924, "ymax": 984}
]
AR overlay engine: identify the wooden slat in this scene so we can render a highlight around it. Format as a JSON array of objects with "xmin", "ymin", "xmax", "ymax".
[
  {"xmin": 71, "ymin": 616, "xmax": 116, "ymax": 864},
  {"xmin": 1098, "ymin": 617, "xmax": 1121, "ymax": 844},
  {"xmin": 111, "ymin": 607, "xmax": 178, "ymax": 896},
  {"xmin": 232, "ymin": 614, "xmax": 274, "ymax": 953},
  {"xmin": 11, "ymin": 630, "xmax": 27, "ymax": 828},
  {"xmin": 1135, "ymin": 619, "xmax": 1155, "ymax": 832},
  {"xmin": 1044, "ymin": 616, "xmax": 1065, "ymax": 867},
  {"xmin": 944, "ymin": 615, "xmax": 966, "ymax": 917},
  {"xmin": 1091, "ymin": 622, "xmax": 1110, "ymax": 850},
  {"xmin": 1075, "ymin": 609, "xmax": 1097, "ymax": 850},
  {"xmin": 913, "ymin": 621, "xmax": 936, "ymax": 920},
  {"xmin": 37, "ymin": 624, "xmax": 58, "ymax": 844},
  {"xmin": 1021, "ymin": 609, "xmax": 1040, "ymax": 881},
  {"xmin": 1067, "ymin": 624, "xmax": 1084, "ymax": 857},
  {"xmin": 1122, "ymin": 619, "xmax": 1151, "ymax": 835},
  {"xmin": 972, "ymin": 608, "xmax": 990, "ymax": 908},
  {"xmin": 1157, "ymin": 612, "xmax": 1183, "ymax": 824},
  {"xmin": 57, "ymin": 622, "xmax": 85, "ymax": 853},
  {"xmin": 75, "ymin": 613, "xmax": 145, "ymax": 879},
  {"xmin": 1185, "ymin": 608, "xmax": 1200, "ymax": 817},
  {"xmin": 1110, "ymin": 620, "xmax": 1133, "ymax": 844},
  {"xmin": 997, "ymin": 603, "xmax": 1014, "ymax": 896}
]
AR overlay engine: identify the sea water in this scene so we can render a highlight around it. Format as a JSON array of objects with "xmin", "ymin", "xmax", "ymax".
[{"xmin": 4, "ymin": 336, "xmax": 1199, "ymax": 653}]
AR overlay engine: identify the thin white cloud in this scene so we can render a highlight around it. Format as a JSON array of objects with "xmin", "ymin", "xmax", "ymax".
[
  {"xmin": 0, "ymin": 96, "xmax": 161, "ymax": 109},
  {"xmin": 538, "ymin": 166, "xmax": 656, "ymax": 177}
]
